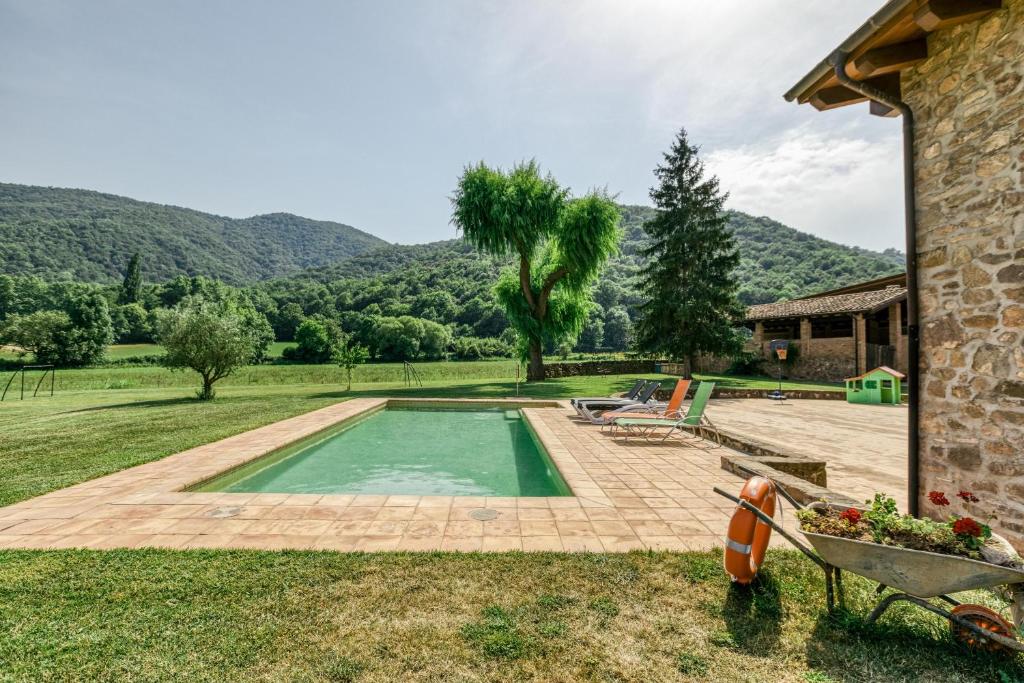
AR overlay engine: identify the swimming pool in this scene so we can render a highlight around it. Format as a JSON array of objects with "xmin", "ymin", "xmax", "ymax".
[{"xmin": 192, "ymin": 406, "xmax": 572, "ymax": 497}]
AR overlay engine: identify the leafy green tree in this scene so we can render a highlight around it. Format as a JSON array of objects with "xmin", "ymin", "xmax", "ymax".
[
  {"xmin": 333, "ymin": 340, "xmax": 369, "ymax": 390},
  {"xmin": 603, "ymin": 306, "xmax": 632, "ymax": 351},
  {"xmin": 119, "ymin": 253, "xmax": 143, "ymax": 304},
  {"xmin": 372, "ymin": 316, "xmax": 421, "ymax": 361},
  {"xmin": 633, "ymin": 128, "xmax": 743, "ymax": 375},
  {"xmin": 576, "ymin": 305, "xmax": 605, "ymax": 353},
  {"xmin": 452, "ymin": 161, "xmax": 621, "ymax": 380},
  {"xmin": 274, "ymin": 302, "xmax": 306, "ymax": 341},
  {"xmin": 417, "ymin": 318, "xmax": 452, "ymax": 359},
  {"xmin": 286, "ymin": 317, "xmax": 341, "ymax": 363},
  {"xmin": 157, "ymin": 297, "xmax": 265, "ymax": 400},
  {"xmin": 1, "ymin": 310, "xmax": 71, "ymax": 364},
  {"xmin": 112, "ymin": 303, "xmax": 152, "ymax": 343},
  {"xmin": 0, "ymin": 289, "xmax": 112, "ymax": 366}
]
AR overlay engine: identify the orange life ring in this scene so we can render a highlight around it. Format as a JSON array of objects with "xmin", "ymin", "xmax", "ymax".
[{"xmin": 724, "ymin": 476, "xmax": 777, "ymax": 584}]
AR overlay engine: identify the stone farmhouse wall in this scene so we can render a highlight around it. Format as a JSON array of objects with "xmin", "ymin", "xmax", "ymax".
[{"xmin": 902, "ymin": 0, "xmax": 1024, "ymax": 547}]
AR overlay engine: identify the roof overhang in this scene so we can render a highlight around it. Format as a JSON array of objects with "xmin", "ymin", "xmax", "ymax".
[{"xmin": 785, "ymin": 0, "xmax": 1003, "ymax": 114}]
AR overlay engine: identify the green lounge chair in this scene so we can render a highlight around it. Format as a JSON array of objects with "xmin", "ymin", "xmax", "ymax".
[{"xmin": 610, "ymin": 381, "xmax": 719, "ymax": 445}]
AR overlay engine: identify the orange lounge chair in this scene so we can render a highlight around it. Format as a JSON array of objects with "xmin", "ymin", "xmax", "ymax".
[{"xmin": 598, "ymin": 379, "xmax": 690, "ymax": 430}]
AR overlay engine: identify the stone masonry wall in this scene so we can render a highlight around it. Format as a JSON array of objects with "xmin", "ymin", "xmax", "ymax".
[
  {"xmin": 542, "ymin": 360, "xmax": 657, "ymax": 378},
  {"xmin": 902, "ymin": 0, "xmax": 1024, "ymax": 548}
]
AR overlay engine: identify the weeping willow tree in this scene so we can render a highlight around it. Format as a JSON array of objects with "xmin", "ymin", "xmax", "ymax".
[{"xmin": 452, "ymin": 161, "xmax": 621, "ymax": 380}]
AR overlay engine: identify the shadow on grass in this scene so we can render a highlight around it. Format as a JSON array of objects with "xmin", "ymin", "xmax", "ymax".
[
  {"xmin": 719, "ymin": 570, "xmax": 784, "ymax": 654},
  {"xmin": 57, "ymin": 396, "xmax": 201, "ymax": 414},
  {"xmin": 802, "ymin": 603, "xmax": 1023, "ymax": 680}
]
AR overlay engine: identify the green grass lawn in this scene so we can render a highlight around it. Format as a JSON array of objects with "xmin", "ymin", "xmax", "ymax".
[
  {"xmin": 15, "ymin": 358, "xmax": 840, "ymax": 393},
  {"xmin": 0, "ymin": 549, "xmax": 1017, "ymax": 681},
  {"xmin": 4, "ymin": 371, "xmax": 1007, "ymax": 680}
]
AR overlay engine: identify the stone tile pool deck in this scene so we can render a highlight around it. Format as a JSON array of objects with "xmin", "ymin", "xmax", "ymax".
[{"xmin": 0, "ymin": 398, "xmax": 800, "ymax": 553}]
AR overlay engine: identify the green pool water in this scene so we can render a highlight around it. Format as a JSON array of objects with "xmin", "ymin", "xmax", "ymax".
[{"xmin": 193, "ymin": 407, "xmax": 571, "ymax": 497}]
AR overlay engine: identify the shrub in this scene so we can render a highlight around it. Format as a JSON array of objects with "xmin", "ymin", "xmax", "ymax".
[
  {"xmin": 451, "ymin": 336, "xmax": 511, "ymax": 360},
  {"xmin": 724, "ymin": 350, "xmax": 763, "ymax": 376}
]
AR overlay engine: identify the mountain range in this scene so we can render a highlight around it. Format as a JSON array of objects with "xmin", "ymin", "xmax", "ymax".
[{"xmin": 0, "ymin": 183, "xmax": 904, "ymax": 304}]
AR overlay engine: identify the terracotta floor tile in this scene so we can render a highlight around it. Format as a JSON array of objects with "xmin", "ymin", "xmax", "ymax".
[
  {"xmin": 396, "ymin": 536, "xmax": 445, "ymax": 551},
  {"xmin": 406, "ymin": 521, "xmax": 446, "ymax": 538},
  {"xmin": 522, "ymin": 535, "xmax": 564, "ymax": 551},
  {"xmin": 311, "ymin": 535, "xmax": 362, "ymax": 551},
  {"xmin": 441, "ymin": 536, "xmax": 483, "ymax": 552},
  {"xmin": 599, "ymin": 535, "xmax": 645, "ymax": 552},
  {"xmin": 517, "ymin": 508, "xmax": 554, "ymax": 521},
  {"xmin": 375, "ymin": 507, "xmax": 416, "ymax": 521},
  {"xmin": 354, "ymin": 535, "xmax": 402, "ymax": 551},
  {"xmin": 446, "ymin": 521, "xmax": 484, "ymax": 538},
  {"xmin": 560, "ymin": 536, "xmax": 604, "ymax": 552},
  {"xmin": 590, "ymin": 521, "xmax": 635, "ymax": 536},
  {"xmin": 482, "ymin": 536, "xmax": 523, "ymax": 551},
  {"xmin": 520, "ymin": 521, "xmax": 558, "ymax": 536}
]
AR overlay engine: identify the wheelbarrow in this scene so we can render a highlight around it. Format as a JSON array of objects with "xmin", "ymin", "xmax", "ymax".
[{"xmin": 713, "ymin": 481, "xmax": 1024, "ymax": 654}]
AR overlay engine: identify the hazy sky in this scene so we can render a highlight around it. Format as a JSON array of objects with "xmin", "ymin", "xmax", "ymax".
[{"xmin": 0, "ymin": 1, "xmax": 905, "ymax": 250}]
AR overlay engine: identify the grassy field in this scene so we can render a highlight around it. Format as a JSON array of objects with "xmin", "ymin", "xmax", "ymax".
[
  {"xmin": 1, "ymin": 341, "xmax": 298, "ymax": 362},
  {"xmin": 10, "ymin": 360, "xmax": 842, "ymax": 393},
  {"xmin": 0, "ymin": 549, "xmax": 1018, "ymax": 681}
]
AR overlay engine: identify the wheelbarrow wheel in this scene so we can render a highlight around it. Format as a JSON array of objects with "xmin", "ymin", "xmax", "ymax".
[{"xmin": 950, "ymin": 604, "xmax": 1017, "ymax": 653}]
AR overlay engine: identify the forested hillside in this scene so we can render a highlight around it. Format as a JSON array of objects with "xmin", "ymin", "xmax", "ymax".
[
  {"xmin": 0, "ymin": 183, "xmax": 387, "ymax": 282},
  {"xmin": 297, "ymin": 205, "xmax": 905, "ymax": 306},
  {"xmin": 1, "ymin": 184, "xmax": 905, "ymax": 362}
]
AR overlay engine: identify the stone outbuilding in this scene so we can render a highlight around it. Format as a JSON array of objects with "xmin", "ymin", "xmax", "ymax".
[
  {"xmin": 785, "ymin": 0, "xmax": 1023, "ymax": 548},
  {"xmin": 746, "ymin": 274, "xmax": 908, "ymax": 382}
]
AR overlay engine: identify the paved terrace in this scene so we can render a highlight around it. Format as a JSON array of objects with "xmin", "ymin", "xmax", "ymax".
[
  {"xmin": 0, "ymin": 398, "xmax": 800, "ymax": 553},
  {"xmin": 709, "ymin": 398, "xmax": 908, "ymax": 511}
]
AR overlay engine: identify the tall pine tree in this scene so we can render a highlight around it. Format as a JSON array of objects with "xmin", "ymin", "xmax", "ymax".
[
  {"xmin": 634, "ymin": 128, "xmax": 742, "ymax": 376},
  {"xmin": 119, "ymin": 253, "xmax": 142, "ymax": 304}
]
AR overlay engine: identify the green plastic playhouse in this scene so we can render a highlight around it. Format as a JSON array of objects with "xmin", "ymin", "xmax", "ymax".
[{"xmin": 845, "ymin": 366, "xmax": 905, "ymax": 405}]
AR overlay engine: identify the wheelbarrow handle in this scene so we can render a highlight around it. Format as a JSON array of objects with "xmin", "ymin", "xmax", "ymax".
[
  {"xmin": 712, "ymin": 486, "xmax": 825, "ymax": 570},
  {"xmin": 727, "ymin": 464, "xmax": 805, "ymax": 510}
]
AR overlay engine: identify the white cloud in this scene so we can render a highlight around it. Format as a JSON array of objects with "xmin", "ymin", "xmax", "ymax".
[{"xmin": 705, "ymin": 127, "xmax": 905, "ymax": 251}]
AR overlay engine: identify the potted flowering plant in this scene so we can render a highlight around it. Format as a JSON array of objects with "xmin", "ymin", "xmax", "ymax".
[{"xmin": 797, "ymin": 490, "xmax": 1018, "ymax": 565}]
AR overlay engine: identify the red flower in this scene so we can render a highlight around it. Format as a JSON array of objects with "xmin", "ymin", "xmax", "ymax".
[
  {"xmin": 953, "ymin": 517, "xmax": 983, "ymax": 537},
  {"xmin": 957, "ymin": 490, "xmax": 979, "ymax": 503},
  {"xmin": 839, "ymin": 508, "xmax": 862, "ymax": 525},
  {"xmin": 928, "ymin": 491, "xmax": 950, "ymax": 506}
]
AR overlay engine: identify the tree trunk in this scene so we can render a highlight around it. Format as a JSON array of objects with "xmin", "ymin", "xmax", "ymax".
[
  {"xmin": 686, "ymin": 353, "xmax": 697, "ymax": 380},
  {"xmin": 526, "ymin": 339, "xmax": 545, "ymax": 382},
  {"xmin": 199, "ymin": 375, "xmax": 215, "ymax": 401}
]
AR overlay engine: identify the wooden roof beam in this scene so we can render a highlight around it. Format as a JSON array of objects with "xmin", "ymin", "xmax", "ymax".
[
  {"xmin": 914, "ymin": 0, "xmax": 1002, "ymax": 32},
  {"xmin": 809, "ymin": 85, "xmax": 866, "ymax": 110},
  {"xmin": 851, "ymin": 39, "xmax": 928, "ymax": 78},
  {"xmin": 810, "ymin": 73, "xmax": 901, "ymax": 112}
]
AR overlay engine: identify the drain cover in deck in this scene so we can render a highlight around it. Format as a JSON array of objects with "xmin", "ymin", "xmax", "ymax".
[{"xmin": 469, "ymin": 508, "xmax": 499, "ymax": 521}]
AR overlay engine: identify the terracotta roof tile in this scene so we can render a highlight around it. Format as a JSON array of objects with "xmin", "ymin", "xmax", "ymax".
[{"xmin": 745, "ymin": 286, "xmax": 907, "ymax": 321}]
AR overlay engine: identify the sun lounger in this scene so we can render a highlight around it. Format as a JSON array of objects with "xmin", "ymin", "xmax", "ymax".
[
  {"xmin": 610, "ymin": 381, "xmax": 719, "ymax": 445},
  {"xmin": 570, "ymin": 379, "xmax": 645, "ymax": 408},
  {"xmin": 594, "ymin": 379, "xmax": 691, "ymax": 428},
  {"xmin": 575, "ymin": 381, "xmax": 661, "ymax": 419}
]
